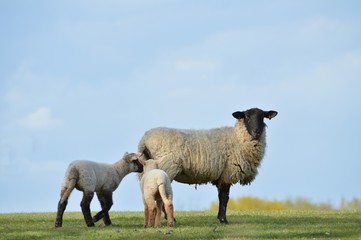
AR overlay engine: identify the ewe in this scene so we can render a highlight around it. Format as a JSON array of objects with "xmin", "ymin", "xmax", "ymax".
[
  {"xmin": 140, "ymin": 157, "xmax": 174, "ymax": 227},
  {"xmin": 55, "ymin": 152, "xmax": 143, "ymax": 227},
  {"xmin": 138, "ymin": 108, "xmax": 277, "ymax": 224}
]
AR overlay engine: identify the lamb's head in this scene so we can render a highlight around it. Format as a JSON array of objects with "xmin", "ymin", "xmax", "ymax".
[
  {"xmin": 232, "ymin": 108, "xmax": 278, "ymax": 139},
  {"xmin": 138, "ymin": 154, "xmax": 166, "ymax": 172},
  {"xmin": 123, "ymin": 152, "xmax": 144, "ymax": 173},
  {"xmin": 142, "ymin": 159, "xmax": 159, "ymax": 171}
]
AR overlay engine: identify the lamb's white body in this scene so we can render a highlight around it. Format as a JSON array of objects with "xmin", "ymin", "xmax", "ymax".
[
  {"xmin": 62, "ymin": 160, "xmax": 130, "ymax": 193},
  {"xmin": 55, "ymin": 153, "xmax": 143, "ymax": 227},
  {"xmin": 138, "ymin": 108, "xmax": 277, "ymax": 223},
  {"xmin": 140, "ymin": 159, "xmax": 174, "ymax": 227}
]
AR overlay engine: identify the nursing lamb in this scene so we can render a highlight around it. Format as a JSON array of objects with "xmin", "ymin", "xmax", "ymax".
[
  {"xmin": 138, "ymin": 108, "xmax": 277, "ymax": 224},
  {"xmin": 55, "ymin": 152, "xmax": 143, "ymax": 227},
  {"xmin": 140, "ymin": 158, "xmax": 174, "ymax": 227}
]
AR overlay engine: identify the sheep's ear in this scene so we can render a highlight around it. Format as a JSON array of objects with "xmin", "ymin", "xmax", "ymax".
[
  {"xmin": 123, "ymin": 152, "xmax": 136, "ymax": 163},
  {"xmin": 264, "ymin": 111, "xmax": 278, "ymax": 120},
  {"xmin": 232, "ymin": 111, "xmax": 245, "ymax": 119},
  {"xmin": 123, "ymin": 154, "xmax": 131, "ymax": 163}
]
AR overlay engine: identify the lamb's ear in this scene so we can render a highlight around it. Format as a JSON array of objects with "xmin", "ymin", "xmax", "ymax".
[
  {"xmin": 122, "ymin": 152, "xmax": 129, "ymax": 158},
  {"xmin": 264, "ymin": 110, "xmax": 278, "ymax": 120},
  {"xmin": 136, "ymin": 153, "xmax": 146, "ymax": 165},
  {"xmin": 138, "ymin": 158, "xmax": 147, "ymax": 166},
  {"xmin": 123, "ymin": 152, "xmax": 138, "ymax": 163},
  {"xmin": 123, "ymin": 153, "xmax": 131, "ymax": 163},
  {"xmin": 232, "ymin": 111, "xmax": 245, "ymax": 119}
]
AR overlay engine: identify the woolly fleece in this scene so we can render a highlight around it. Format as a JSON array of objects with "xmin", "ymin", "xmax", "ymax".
[{"xmin": 138, "ymin": 119, "xmax": 266, "ymax": 186}]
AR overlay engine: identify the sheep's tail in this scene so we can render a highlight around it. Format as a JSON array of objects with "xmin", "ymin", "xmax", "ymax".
[{"xmin": 59, "ymin": 166, "xmax": 79, "ymax": 204}]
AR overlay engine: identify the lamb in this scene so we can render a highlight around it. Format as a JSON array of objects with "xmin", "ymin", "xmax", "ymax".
[
  {"xmin": 54, "ymin": 152, "xmax": 143, "ymax": 227},
  {"xmin": 138, "ymin": 108, "xmax": 277, "ymax": 224},
  {"xmin": 139, "ymin": 157, "xmax": 174, "ymax": 227}
]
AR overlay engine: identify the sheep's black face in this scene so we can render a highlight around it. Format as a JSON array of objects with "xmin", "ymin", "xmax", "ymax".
[
  {"xmin": 232, "ymin": 108, "xmax": 278, "ymax": 139},
  {"xmin": 133, "ymin": 159, "xmax": 144, "ymax": 173}
]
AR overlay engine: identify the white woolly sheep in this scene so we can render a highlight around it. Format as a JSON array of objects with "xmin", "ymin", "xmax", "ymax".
[
  {"xmin": 54, "ymin": 152, "xmax": 143, "ymax": 227},
  {"xmin": 138, "ymin": 108, "xmax": 278, "ymax": 224},
  {"xmin": 139, "ymin": 157, "xmax": 174, "ymax": 227}
]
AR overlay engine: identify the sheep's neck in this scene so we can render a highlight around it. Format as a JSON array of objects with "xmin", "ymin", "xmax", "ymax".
[
  {"xmin": 234, "ymin": 119, "xmax": 266, "ymax": 166},
  {"xmin": 113, "ymin": 160, "xmax": 130, "ymax": 182}
]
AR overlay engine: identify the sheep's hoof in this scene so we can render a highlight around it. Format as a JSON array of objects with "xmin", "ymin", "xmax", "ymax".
[
  {"xmin": 104, "ymin": 221, "xmax": 112, "ymax": 226},
  {"xmin": 54, "ymin": 222, "xmax": 62, "ymax": 228},
  {"xmin": 165, "ymin": 217, "xmax": 176, "ymax": 223},
  {"xmin": 219, "ymin": 218, "xmax": 229, "ymax": 224},
  {"xmin": 86, "ymin": 222, "xmax": 95, "ymax": 227}
]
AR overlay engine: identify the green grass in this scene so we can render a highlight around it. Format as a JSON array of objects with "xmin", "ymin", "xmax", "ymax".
[{"xmin": 0, "ymin": 210, "xmax": 360, "ymax": 239}]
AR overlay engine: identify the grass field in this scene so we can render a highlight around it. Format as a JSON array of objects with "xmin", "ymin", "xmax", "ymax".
[{"xmin": 0, "ymin": 210, "xmax": 360, "ymax": 239}]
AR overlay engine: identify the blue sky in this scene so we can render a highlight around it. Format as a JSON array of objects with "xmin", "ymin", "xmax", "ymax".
[{"xmin": 0, "ymin": 0, "xmax": 360, "ymax": 213}]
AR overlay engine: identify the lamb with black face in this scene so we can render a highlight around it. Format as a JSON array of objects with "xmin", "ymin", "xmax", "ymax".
[{"xmin": 132, "ymin": 158, "xmax": 144, "ymax": 173}]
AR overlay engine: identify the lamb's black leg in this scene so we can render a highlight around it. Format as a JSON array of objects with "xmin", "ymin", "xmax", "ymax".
[
  {"xmin": 162, "ymin": 202, "xmax": 176, "ymax": 223},
  {"xmin": 93, "ymin": 193, "xmax": 105, "ymax": 223},
  {"xmin": 80, "ymin": 191, "xmax": 95, "ymax": 227},
  {"xmin": 93, "ymin": 192, "xmax": 113, "ymax": 226},
  {"xmin": 55, "ymin": 188, "xmax": 70, "ymax": 228},
  {"xmin": 162, "ymin": 202, "xmax": 167, "ymax": 219},
  {"xmin": 217, "ymin": 184, "xmax": 231, "ymax": 224},
  {"xmin": 102, "ymin": 192, "xmax": 113, "ymax": 226},
  {"xmin": 55, "ymin": 199, "xmax": 67, "ymax": 228}
]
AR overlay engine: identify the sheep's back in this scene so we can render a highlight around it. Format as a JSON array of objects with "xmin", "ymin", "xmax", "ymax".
[
  {"xmin": 68, "ymin": 160, "xmax": 117, "ymax": 192},
  {"xmin": 141, "ymin": 169, "xmax": 169, "ymax": 186},
  {"xmin": 141, "ymin": 169, "xmax": 171, "ymax": 194}
]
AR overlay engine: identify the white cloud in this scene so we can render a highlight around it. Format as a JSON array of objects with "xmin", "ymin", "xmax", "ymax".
[{"xmin": 18, "ymin": 107, "xmax": 61, "ymax": 129}]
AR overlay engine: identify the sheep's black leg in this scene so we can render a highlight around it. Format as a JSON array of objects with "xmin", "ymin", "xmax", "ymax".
[
  {"xmin": 55, "ymin": 187, "xmax": 73, "ymax": 228},
  {"xmin": 55, "ymin": 199, "xmax": 67, "ymax": 227},
  {"xmin": 80, "ymin": 191, "xmax": 95, "ymax": 227},
  {"xmin": 217, "ymin": 184, "xmax": 231, "ymax": 224},
  {"xmin": 93, "ymin": 192, "xmax": 113, "ymax": 226},
  {"xmin": 102, "ymin": 192, "xmax": 113, "ymax": 226},
  {"xmin": 162, "ymin": 203, "xmax": 167, "ymax": 219},
  {"xmin": 93, "ymin": 193, "xmax": 105, "ymax": 223},
  {"xmin": 161, "ymin": 202, "xmax": 177, "ymax": 223}
]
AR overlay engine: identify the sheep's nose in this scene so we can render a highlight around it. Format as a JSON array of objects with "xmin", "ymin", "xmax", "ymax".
[{"xmin": 252, "ymin": 130, "xmax": 262, "ymax": 139}]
